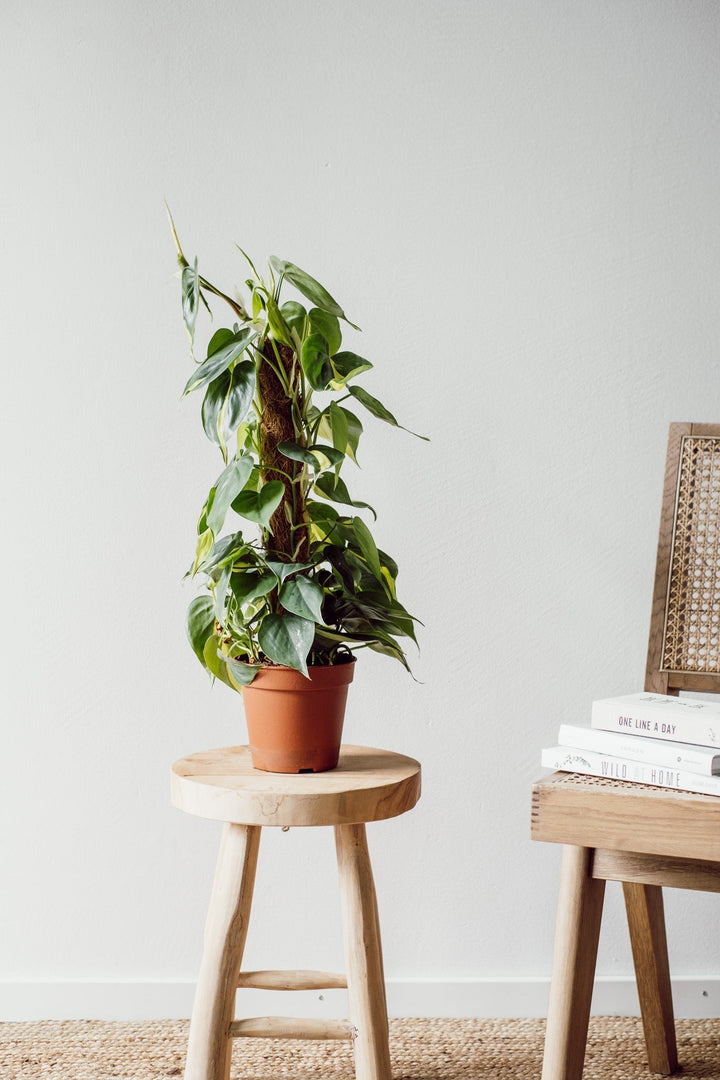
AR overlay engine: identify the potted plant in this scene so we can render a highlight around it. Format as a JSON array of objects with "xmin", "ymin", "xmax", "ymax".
[{"xmin": 170, "ymin": 213, "xmax": 424, "ymax": 773}]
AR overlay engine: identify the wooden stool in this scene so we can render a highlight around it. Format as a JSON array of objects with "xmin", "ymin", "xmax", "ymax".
[{"xmin": 171, "ymin": 744, "xmax": 421, "ymax": 1080}]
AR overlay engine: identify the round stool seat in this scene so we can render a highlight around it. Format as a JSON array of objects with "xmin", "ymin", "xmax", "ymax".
[{"xmin": 171, "ymin": 744, "xmax": 421, "ymax": 828}]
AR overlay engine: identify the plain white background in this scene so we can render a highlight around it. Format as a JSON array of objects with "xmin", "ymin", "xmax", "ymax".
[{"xmin": 2, "ymin": 0, "xmax": 720, "ymax": 1020}]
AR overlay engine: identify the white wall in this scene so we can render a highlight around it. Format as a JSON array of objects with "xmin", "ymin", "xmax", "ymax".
[{"xmin": 2, "ymin": 0, "xmax": 720, "ymax": 1021}]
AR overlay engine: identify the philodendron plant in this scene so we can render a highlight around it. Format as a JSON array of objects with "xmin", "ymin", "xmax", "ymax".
[{"xmin": 170, "ymin": 215, "xmax": 424, "ymax": 688}]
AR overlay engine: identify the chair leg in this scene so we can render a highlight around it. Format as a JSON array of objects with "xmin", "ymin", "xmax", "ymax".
[
  {"xmin": 185, "ymin": 823, "xmax": 261, "ymax": 1080},
  {"xmin": 335, "ymin": 822, "xmax": 391, "ymax": 1080},
  {"xmin": 542, "ymin": 845, "xmax": 606, "ymax": 1080},
  {"xmin": 623, "ymin": 882, "xmax": 678, "ymax": 1075}
]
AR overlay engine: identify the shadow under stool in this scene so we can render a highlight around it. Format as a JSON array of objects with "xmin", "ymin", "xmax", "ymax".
[{"xmin": 171, "ymin": 743, "xmax": 421, "ymax": 1080}]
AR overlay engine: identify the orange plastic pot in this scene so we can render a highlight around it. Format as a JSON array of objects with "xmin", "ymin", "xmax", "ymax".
[{"xmin": 241, "ymin": 659, "xmax": 355, "ymax": 773}]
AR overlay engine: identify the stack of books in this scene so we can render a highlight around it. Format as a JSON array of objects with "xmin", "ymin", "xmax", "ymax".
[{"xmin": 541, "ymin": 692, "xmax": 720, "ymax": 795}]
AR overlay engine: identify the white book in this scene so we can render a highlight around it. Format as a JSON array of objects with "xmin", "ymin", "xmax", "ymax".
[
  {"xmin": 541, "ymin": 745, "xmax": 720, "ymax": 797},
  {"xmin": 591, "ymin": 692, "xmax": 720, "ymax": 748},
  {"xmin": 558, "ymin": 723, "xmax": 720, "ymax": 775}
]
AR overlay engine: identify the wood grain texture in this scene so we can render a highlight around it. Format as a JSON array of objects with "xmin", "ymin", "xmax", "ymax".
[
  {"xmin": 237, "ymin": 969, "xmax": 348, "ymax": 991},
  {"xmin": 666, "ymin": 671, "xmax": 720, "ymax": 692},
  {"xmin": 541, "ymin": 846, "xmax": 606, "ymax": 1080},
  {"xmin": 592, "ymin": 849, "xmax": 720, "ymax": 893},
  {"xmin": 171, "ymin": 745, "xmax": 421, "ymax": 827},
  {"xmin": 622, "ymin": 883, "xmax": 678, "ymax": 1075},
  {"xmin": 229, "ymin": 1017, "xmax": 353, "ymax": 1040},
  {"xmin": 184, "ymin": 823, "xmax": 261, "ymax": 1080},
  {"xmin": 644, "ymin": 422, "xmax": 690, "ymax": 695},
  {"xmin": 335, "ymin": 823, "xmax": 391, "ymax": 1080},
  {"xmin": 532, "ymin": 773, "xmax": 720, "ymax": 862}
]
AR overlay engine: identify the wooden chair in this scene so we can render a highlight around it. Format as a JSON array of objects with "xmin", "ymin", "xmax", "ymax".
[{"xmin": 532, "ymin": 422, "xmax": 720, "ymax": 1079}]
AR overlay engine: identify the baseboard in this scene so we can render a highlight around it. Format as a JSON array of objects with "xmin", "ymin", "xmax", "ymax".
[{"xmin": 1, "ymin": 975, "xmax": 719, "ymax": 1022}]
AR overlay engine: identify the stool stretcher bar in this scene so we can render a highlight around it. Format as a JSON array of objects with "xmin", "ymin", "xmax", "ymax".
[
  {"xmin": 237, "ymin": 969, "xmax": 348, "ymax": 990},
  {"xmin": 229, "ymin": 1017, "xmax": 355, "ymax": 1041}
]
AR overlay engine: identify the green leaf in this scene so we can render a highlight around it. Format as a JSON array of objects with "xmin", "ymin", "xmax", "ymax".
[
  {"xmin": 306, "ymin": 500, "xmax": 340, "ymax": 542},
  {"xmin": 201, "ymin": 362, "xmax": 256, "ymax": 453},
  {"xmin": 310, "ymin": 444, "xmax": 345, "ymax": 470},
  {"xmin": 197, "ymin": 533, "xmax": 248, "ymax": 574},
  {"xmin": 266, "ymin": 297, "xmax": 293, "ymax": 346},
  {"xmin": 269, "ymin": 257, "xmax": 360, "ymax": 330},
  {"xmin": 336, "ymin": 590, "xmax": 418, "ymax": 642},
  {"xmin": 264, "ymin": 559, "xmax": 315, "ymax": 583},
  {"xmin": 214, "ymin": 562, "xmax": 232, "ymax": 623},
  {"xmin": 277, "ymin": 441, "xmax": 318, "ymax": 468},
  {"xmin": 232, "ymin": 480, "xmax": 285, "ymax": 529},
  {"xmin": 236, "ymin": 420, "xmax": 254, "ymax": 454},
  {"xmin": 315, "ymin": 473, "xmax": 376, "ymax": 519},
  {"xmin": 331, "ymin": 352, "xmax": 373, "ymax": 385},
  {"xmin": 207, "ymin": 327, "xmax": 234, "ymax": 354},
  {"xmin": 379, "ymin": 548, "xmax": 399, "ymax": 581},
  {"xmin": 348, "ymin": 385, "xmax": 428, "ymax": 440},
  {"xmin": 206, "ymin": 455, "xmax": 254, "ymax": 535},
  {"xmin": 202, "ymin": 635, "xmax": 235, "ymax": 688},
  {"xmin": 351, "ymin": 516, "xmax": 384, "ymax": 585},
  {"xmin": 309, "ymin": 308, "xmax": 342, "ymax": 355},
  {"xmin": 193, "ymin": 529, "xmax": 214, "ymax": 574},
  {"xmin": 367, "ymin": 637, "xmax": 411, "ymax": 670},
  {"xmin": 226, "ymin": 655, "xmax": 259, "ymax": 687},
  {"xmin": 280, "ymin": 577, "xmax": 324, "ymax": 622},
  {"xmin": 181, "ymin": 258, "xmax": 200, "ymax": 342},
  {"xmin": 301, "ymin": 333, "xmax": 333, "ymax": 391},
  {"xmin": 183, "ymin": 327, "xmax": 257, "ymax": 396},
  {"xmin": 186, "ymin": 595, "xmax": 215, "ymax": 664},
  {"xmin": 306, "ymin": 501, "xmax": 339, "ymax": 525},
  {"xmin": 278, "ymin": 441, "xmax": 344, "ymax": 472},
  {"xmin": 329, "ymin": 401, "xmax": 349, "ymax": 459},
  {"xmin": 258, "ymin": 612, "xmax": 314, "ymax": 675},
  {"xmin": 319, "ymin": 407, "xmax": 362, "ymax": 464},
  {"xmin": 380, "ymin": 565, "xmax": 396, "ymax": 599},
  {"xmin": 201, "ymin": 371, "xmax": 231, "ymax": 449},
  {"xmin": 343, "ymin": 409, "xmax": 363, "ymax": 462},
  {"xmin": 326, "ymin": 545, "xmax": 363, "ymax": 589},
  {"xmin": 280, "ymin": 301, "xmax": 307, "ymax": 337},
  {"xmin": 230, "ymin": 570, "xmax": 278, "ymax": 605}
]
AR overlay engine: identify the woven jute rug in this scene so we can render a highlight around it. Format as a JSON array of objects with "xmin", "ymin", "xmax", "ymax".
[{"xmin": 1, "ymin": 1016, "xmax": 719, "ymax": 1079}]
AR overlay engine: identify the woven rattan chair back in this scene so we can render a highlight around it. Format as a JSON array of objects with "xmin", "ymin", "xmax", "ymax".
[
  {"xmin": 533, "ymin": 422, "xmax": 720, "ymax": 1080},
  {"xmin": 646, "ymin": 422, "xmax": 720, "ymax": 695}
]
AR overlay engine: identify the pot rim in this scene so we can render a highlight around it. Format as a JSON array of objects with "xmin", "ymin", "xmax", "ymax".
[{"xmin": 242, "ymin": 656, "xmax": 356, "ymax": 692}]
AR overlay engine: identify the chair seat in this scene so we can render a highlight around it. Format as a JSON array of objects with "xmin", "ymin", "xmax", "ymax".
[{"xmin": 532, "ymin": 772, "xmax": 720, "ymax": 862}]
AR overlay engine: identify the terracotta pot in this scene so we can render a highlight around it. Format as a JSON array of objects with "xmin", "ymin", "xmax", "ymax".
[{"xmin": 241, "ymin": 659, "xmax": 355, "ymax": 773}]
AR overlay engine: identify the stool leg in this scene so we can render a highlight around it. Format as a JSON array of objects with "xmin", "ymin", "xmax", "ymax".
[
  {"xmin": 335, "ymin": 823, "xmax": 391, "ymax": 1080},
  {"xmin": 623, "ymin": 882, "xmax": 678, "ymax": 1075},
  {"xmin": 185, "ymin": 823, "xmax": 261, "ymax": 1080},
  {"xmin": 542, "ymin": 845, "xmax": 606, "ymax": 1080}
]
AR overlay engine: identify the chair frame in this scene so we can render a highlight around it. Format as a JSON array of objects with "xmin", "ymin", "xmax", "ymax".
[
  {"xmin": 533, "ymin": 422, "xmax": 720, "ymax": 1079},
  {"xmin": 645, "ymin": 422, "xmax": 720, "ymax": 696}
]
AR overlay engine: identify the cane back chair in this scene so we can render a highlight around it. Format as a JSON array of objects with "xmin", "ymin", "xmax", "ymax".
[{"xmin": 532, "ymin": 422, "xmax": 720, "ymax": 1079}]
